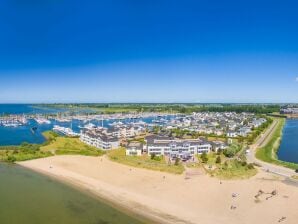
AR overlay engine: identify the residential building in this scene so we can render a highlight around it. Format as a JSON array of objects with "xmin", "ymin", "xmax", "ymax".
[
  {"xmin": 145, "ymin": 135, "xmax": 212, "ymax": 158},
  {"xmin": 126, "ymin": 142, "xmax": 143, "ymax": 156},
  {"xmin": 80, "ymin": 129, "xmax": 119, "ymax": 150}
]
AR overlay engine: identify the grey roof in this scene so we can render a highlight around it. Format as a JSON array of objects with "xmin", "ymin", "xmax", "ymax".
[
  {"xmin": 82, "ymin": 130, "xmax": 119, "ymax": 142},
  {"xmin": 145, "ymin": 135, "xmax": 211, "ymax": 147},
  {"xmin": 127, "ymin": 142, "xmax": 143, "ymax": 150}
]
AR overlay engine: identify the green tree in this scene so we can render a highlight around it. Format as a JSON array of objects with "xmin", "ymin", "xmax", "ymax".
[
  {"xmin": 201, "ymin": 152, "xmax": 208, "ymax": 163},
  {"xmin": 7, "ymin": 155, "xmax": 16, "ymax": 163},
  {"xmin": 150, "ymin": 153, "xmax": 156, "ymax": 160},
  {"xmin": 174, "ymin": 157, "xmax": 180, "ymax": 166}
]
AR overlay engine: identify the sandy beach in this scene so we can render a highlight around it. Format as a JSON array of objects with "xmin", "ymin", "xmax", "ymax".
[{"xmin": 19, "ymin": 155, "xmax": 298, "ymax": 224}]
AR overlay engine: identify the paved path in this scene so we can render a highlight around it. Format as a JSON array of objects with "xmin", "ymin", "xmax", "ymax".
[{"xmin": 246, "ymin": 119, "xmax": 297, "ymax": 178}]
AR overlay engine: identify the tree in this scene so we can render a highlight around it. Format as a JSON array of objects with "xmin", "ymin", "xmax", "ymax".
[
  {"xmin": 174, "ymin": 157, "xmax": 180, "ymax": 166},
  {"xmin": 247, "ymin": 163, "xmax": 254, "ymax": 169},
  {"xmin": 201, "ymin": 152, "xmax": 208, "ymax": 163},
  {"xmin": 216, "ymin": 149, "xmax": 223, "ymax": 155},
  {"xmin": 223, "ymin": 144, "xmax": 241, "ymax": 158},
  {"xmin": 150, "ymin": 153, "xmax": 156, "ymax": 160},
  {"xmin": 153, "ymin": 126, "xmax": 160, "ymax": 134},
  {"xmin": 7, "ymin": 155, "xmax": 16, "ymax": 163},
  {"xmin": 216, "ymin": 156, "xmax": 221, "ymax": 164}
]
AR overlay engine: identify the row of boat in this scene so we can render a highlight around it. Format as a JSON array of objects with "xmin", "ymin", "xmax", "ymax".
[
  {"xmin": 52, "ymin": 125, "xmax": 79, "ymax": 137},
  {"xmin": 0, "ymin": 117, "xmax": 28, "ymax": 127}
]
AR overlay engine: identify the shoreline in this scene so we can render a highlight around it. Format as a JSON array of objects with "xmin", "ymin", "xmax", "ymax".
[
  {"xmin": 19, "ymin": 155, "xmax": 298, "ymax": 224},
  {"xmin": 17, "ymin": 166, "xmax": 157, "ymax": 224},
  {"xmin": 256, "ymin": 118, "xmax": 298, "ymax": 170},
  {"xmin": 276, "ymin": 118, "xmax": 298, "ymax": 165},
  {"xmin": 18, "ymin": 157, "xmax": 188, "ymax": 224}
]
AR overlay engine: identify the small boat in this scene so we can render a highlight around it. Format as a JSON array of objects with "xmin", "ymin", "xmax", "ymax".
[{"xmin": 31, "ymin": 126, "xmax": 38, "ymax": 133}]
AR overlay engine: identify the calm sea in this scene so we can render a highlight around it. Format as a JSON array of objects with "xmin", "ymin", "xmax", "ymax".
[
  {"xmin": 0, "ymin": 163, "xmax": 144, "ymax": 224},
  {"xmin": 277, "ymin": 119, "xmax": 298, "ymax": 164},
  {"xmin": 0, "ymin": 104, "xmax": 65, "ymax": 114},
  {"xmin": 0, "ymin": 105, "xmax": 149, "ymax": 223}
]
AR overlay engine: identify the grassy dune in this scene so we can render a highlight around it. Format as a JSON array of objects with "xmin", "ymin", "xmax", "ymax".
[
  {"xmin": 108, "ymin": 148, "xmax": 185, "ymax": 174},
  {"xmin": 41, "ymin": 132, "xmax": 104, "ymax": 156},
  {"xmin": 0, "ymin": 131, "xmax": 104, "ymax": 162},
  {"xmin": 214, "ymin": 160, "xmax": 257, "ymax": 180}
]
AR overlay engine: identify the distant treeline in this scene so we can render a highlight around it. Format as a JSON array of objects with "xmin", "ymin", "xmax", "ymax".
[{"xmin": 38, "ymin": 103, "xmax": 281, "ymax": 114}]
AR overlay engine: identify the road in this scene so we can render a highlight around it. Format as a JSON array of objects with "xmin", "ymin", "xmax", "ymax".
[{"xmin": 246, "ymin": 119, "xmax": 297, "ymax": 178}]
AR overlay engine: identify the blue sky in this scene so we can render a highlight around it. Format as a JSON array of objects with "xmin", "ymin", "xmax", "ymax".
[{"xmin": 0, "ymin": 0, "xmax": 297, "ymax": 103}]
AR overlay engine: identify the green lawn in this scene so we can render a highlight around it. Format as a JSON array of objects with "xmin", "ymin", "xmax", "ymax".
[
  {"xmin": 0, "ymin": 150, "xmax": 52, "ymax": 162},
  {"xmin": 196, "ymin": 150, "xmax": 257, "ymax": 179},
  {"xmin": 41, "ymin": 134, "xmax": 104, "ymax": 156},
  {"xmin": 214, "ymin": 160, "xmax": 257, "ymax": 180},
  {"xmin": 108, "ymin": 149, "xmax": 185, "ymax": 174},
  {"xmin": 197, "ymin": 152, "xmax": 223, "ymax": 166},
  {"xmin": 0, "ymin": 131, "xmax": 104, "ymax": 162},
  {"xmin": 0, "ymin": 143, "xmax": 52, "ymax": 162},
  {"xmin": 256, "ymin": 118, "xmax": 298, "ymax": 170}
]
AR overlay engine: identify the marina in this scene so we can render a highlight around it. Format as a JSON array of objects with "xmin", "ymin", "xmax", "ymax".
[{"xmin": 0, "ymin": 105, "xmax": 176, "ymax": 145}]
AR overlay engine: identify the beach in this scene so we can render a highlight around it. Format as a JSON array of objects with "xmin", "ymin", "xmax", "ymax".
[{"xmin": 19, "ymin": 155, "xmax": 298, "ymax": 224}]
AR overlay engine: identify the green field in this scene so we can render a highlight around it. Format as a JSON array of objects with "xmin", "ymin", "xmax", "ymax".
[
  {"xmin": 214, "ymin": 160, "xmax": 257, "ymax": 180},
  {"xmin": 0, "ymin": 131, "xmax": 104, "ymax": 162},
  {"xmin": 41, "ymin": 132, "xmax": 104, "ymax": 156},
  {"xmin": 256, "ymin": 118, "xmax": 298, "ymax": 170},
  {"xmin": 0, "ymin": 143, "xmax": 52, "ymax": 162},
  {"xmin": 198, "ymin": 151, "xmax": 257, "ymax": 179},
  {"xmin": 37, "ymin": 103, "xmax": 281, "ymax": 114},
  {"xmin": 108, "ymin": 148, "xmax": 185, "ymax": 174}
]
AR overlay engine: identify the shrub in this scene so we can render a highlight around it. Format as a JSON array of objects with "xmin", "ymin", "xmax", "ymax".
[
  {"xmin": 174, "ymin": 157, "xmax": 180, "ymax": 166},
  {"xmin": 216, "ymin": 156, "xmax": 221, "ymax": 164},
  {"xmin": 241, "ymin": 161, "xmax": 247, "ymax": 166},
  {"xmin": 223, "ymin": 144, "xmax": 241, "ymax": 158},
  {"xmin": 7, "ymin": 155, "xmax": 16, "ymax": 163},
  {"xmin": 150, "ymin": 153, "xmax": 156, "ymax": 160},
  {"xmin": 201, "ymin": 152, "xmax": 208, "ymax": 163},
  {"xmin": 247, "ymin": 163, "xmax": 254, "ymax": 169}
]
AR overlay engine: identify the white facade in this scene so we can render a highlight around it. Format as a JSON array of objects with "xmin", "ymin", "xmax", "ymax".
[
  {"xmin": 146, "ymin": 137, "xmax": 212, "ymax": 157},
  {"xmin": 126, "ymin": 147, "xmax": 142, "ymax": 156},
  {"xmin": 227, "ymin": 131, "xmax": 237, "ymax": 138},
  {"xmin": 125, "ymin": 142, "xmax": 143, "ymax": 156},
  {"xmin": 80, "ymin": 131, "xmax": 119, "ymax": 150},
  {"xmin": 108, "ymin": 126, "xmax": 144, "ymax": 138}
]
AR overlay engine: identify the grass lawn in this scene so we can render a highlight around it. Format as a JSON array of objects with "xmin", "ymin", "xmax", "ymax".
[
  {"xmin": 197, "ymin": 152, "xmax": 224, "ymax": 167},
  {"xmin": 0, "ymin": 142, "xmax": 52, "ymax": 162},
  {"xmin": 256, "ymin": 118, "xmax": 298, "ymax": 170},
  {"xmin": 214, "ymin": 160, "xmax": 257, "ymax": 180},
  {"xmin": 0, "ymin": 149, "xmax": 52, "ymax": 162},
  {"xmin": 197, "ymin": 151, "xmax": 257, "ymax": 180},
  {"xmin": 205, "ymin": 136, "xmax": 227, "ymax": 142},
  {"xmin": 41, "ymin": 134, "xmax": 104, "ymax": 156},
  {"xmin": 107, "ymin": 148, "xmax": 185, "ymax": 174},
  {"xmin": 0, "ymin": 131, "xmax": 104, "ymax": 163}
]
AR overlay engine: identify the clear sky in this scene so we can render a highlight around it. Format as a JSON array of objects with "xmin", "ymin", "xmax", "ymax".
[{"xmin": 0, "ymin": 0, "xmax": 298, "ymax": 103}]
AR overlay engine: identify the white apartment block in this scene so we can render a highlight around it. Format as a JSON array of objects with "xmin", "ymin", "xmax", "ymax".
[
  {"xmin": 80, "ymin": 130, "xmax": 119, "ymax": 150},
  {"xmin": 145, "ymin": 135, "xmax": 212, "ymax": 158}
]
